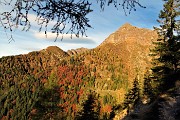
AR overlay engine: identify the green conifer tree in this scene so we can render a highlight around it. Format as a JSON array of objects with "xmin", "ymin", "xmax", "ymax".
[
  {"xmin": 123, "ymin": 77, "xmax": 140, "ymax": 113},
  {"xmin": 76, "ymin": 92, "xmax": 101, "ymax": 120},
  {"xmin": 143, "ymin": 71, "xmax": 155, "ymax": 102},
  {"xmin": 150, "ymin": 0, "xmax": 180, "ymax": 93}
]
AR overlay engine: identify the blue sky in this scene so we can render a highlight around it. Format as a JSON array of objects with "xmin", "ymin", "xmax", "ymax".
[{"xmin": 0, "ymin": 0, "xmax": 163, "ymax": 58}]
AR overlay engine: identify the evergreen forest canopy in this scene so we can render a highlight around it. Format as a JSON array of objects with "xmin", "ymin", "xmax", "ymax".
[
  {"xmin": 0, "ymin": 0, "xmax": 180, "ymax": 120},
  {"xmin": 0, "ymin": 0, "xmax": 145, "ymax": 41}
]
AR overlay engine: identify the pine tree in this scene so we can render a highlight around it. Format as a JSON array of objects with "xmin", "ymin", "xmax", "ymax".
[
  {"xmin": 76, "ymin": 92, "xmax": 101, "ymax": 120},
  {"xmin": 150, "ymin": 0, "xmax": 180, "ymax": 93},
  {"xmin": 123, "ymin": 77, "xmax": 140, "ymax": 113}
]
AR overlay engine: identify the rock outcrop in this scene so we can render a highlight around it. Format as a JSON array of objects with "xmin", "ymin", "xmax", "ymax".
[{"xmin": 67, "ymin": 47, "xmax": 89, "ymax": 56}]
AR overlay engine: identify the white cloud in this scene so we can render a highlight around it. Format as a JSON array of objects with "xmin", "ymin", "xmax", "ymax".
[
  {"xmin": 34, "ymin": 32, "xmax": 96, "ymax": 44},
  {"xmin": 27, "ymin": 14, "xmax": 59, "ymax": 27}
]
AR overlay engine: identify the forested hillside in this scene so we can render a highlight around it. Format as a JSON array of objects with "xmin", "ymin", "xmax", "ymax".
[
  {"xmin": 0, "ymin": 23, "xmax": 161, "ymax": 119},
  {"xmin": 0, "ymin": 20, "xmax": 179, "ymax": 120}
]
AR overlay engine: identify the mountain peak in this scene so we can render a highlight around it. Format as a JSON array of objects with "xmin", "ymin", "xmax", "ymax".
[
  {"xmin": 97, "ymin": 24, "xmax": 158, "ymax": 86},
  {"xmin": 100, "ymin": 24, "xmax": 157, "ymax": 46},
  {"xmin": 46, "ymin": 46, "xmax": 62, "ymax": 51},
  {"xmin": 121, "ymin": 23, "xmax": 133, "ymax": 28},
  {"xmin": 41, "ymin": 46, "xmax": 69, "ymax": 58},
  {"xmin": 117, "ymin": 23, "xmax": 137, "ymax": 32}
]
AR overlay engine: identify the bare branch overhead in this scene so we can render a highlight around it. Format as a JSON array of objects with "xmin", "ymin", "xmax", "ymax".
[{"xmin": 0, "ymin": 0, "xmax": 144, "ymax": 41}]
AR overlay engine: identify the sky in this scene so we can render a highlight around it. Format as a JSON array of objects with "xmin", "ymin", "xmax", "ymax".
[{"xmin": 0, "ymin": 0, "xmax": 164, "ymax": 58}]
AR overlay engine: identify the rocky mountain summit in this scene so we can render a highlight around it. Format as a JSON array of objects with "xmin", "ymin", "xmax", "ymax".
[{"xmin": 100, "ymin": 23, "xmax": 157, "ymax": 46}]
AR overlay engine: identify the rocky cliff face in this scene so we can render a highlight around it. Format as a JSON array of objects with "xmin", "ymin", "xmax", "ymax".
[{"xmin": 98, "ymin": 23, "xmax": 158, "ymax": 85}]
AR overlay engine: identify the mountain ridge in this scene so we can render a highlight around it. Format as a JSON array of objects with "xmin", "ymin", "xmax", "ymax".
[
  {"xmin": 0, "ymin": 23, "xmax": 159, "ymax": 119},
  {"xmin": 1, "ymin": 23, "xmax": 158, "ymax": 87}
]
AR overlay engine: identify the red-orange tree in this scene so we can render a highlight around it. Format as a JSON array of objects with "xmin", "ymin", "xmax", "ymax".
[{"xmin": 57, "ymin": 64, "xmax": 90, "ymax": 118}]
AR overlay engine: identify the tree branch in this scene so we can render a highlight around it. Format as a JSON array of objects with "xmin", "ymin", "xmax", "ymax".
[{"xmin": 0, "ymin": 0, "xmax": 145, "ymax": 41}]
